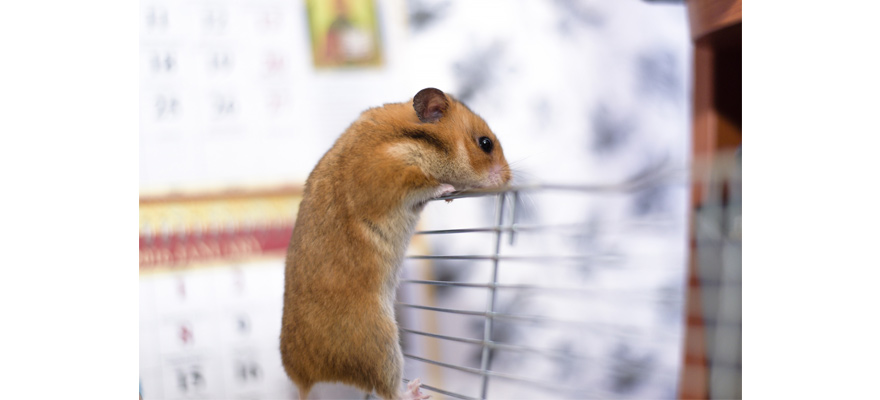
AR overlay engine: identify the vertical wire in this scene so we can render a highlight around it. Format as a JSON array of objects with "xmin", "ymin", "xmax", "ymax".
[
  {"xmin": 508, "ymin": 191, "xmax": 519, "ymax": 246},
  {"xmin": 479, "ymin": 193, "xmax": 507, "ymax": 399}
]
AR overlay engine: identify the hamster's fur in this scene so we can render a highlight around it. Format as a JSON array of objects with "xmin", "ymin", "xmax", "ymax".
[{"xmin": 280, "ymin": 88, "xmax": 511, "ymax": 400}]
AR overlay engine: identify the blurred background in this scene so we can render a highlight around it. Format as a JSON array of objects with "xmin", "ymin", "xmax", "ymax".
[{"xmin": 139, "ymin": 0, "xmax": 740, "ymax": 399}]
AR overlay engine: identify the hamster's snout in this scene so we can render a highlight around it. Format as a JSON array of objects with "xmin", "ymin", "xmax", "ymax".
[{"xmin": 485, "ymin": 163, "xmax": 511, "ymax": 188}]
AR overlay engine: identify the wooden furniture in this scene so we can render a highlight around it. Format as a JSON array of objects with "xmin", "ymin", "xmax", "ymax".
[{"xmin": 679, "ymin": 1, "xmax": 742, "ymax": 399}]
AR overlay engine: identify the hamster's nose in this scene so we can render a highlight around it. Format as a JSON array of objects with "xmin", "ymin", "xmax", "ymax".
[{"xmin": 487, "ymin": 163, "xmax": 510, "ymax": 187}]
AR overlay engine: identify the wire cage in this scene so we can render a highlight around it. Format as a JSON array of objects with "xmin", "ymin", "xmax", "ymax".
[{"xmin": 393, "ymin": 167, "xmax": 690, "ymax": 400}]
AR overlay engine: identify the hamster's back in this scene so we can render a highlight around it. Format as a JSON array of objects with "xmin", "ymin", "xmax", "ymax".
[{"xmin": 279, "ymin": 114, "xmax": 405, "ymax": 400}]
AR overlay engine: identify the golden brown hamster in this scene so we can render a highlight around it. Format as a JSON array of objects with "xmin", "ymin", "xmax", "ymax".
[{"xmin": 280, "ymin": 88, "xmax": 511, "ymax": 399}]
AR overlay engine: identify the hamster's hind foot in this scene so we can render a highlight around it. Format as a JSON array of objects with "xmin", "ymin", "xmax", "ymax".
[{"xmin": 402, "ymin": 378, "xmax": 431, "ymax": 400}]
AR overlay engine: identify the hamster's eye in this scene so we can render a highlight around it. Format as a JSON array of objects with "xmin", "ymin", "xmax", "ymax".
[{"xmin": 478, "ymin": 136, "xmax": 493, "ymax": 154}]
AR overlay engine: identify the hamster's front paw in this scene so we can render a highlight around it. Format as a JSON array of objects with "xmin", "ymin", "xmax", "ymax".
[
  {"xmin": 435, "ymin": 184, "xmax": 456, "ymax": 203},
  {"xmin": 402, "ymin": 378, "xmax": 431, "ymax": 400}
]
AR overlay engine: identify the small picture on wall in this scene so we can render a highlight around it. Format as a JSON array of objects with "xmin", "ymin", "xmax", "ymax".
[{"xmin": 306, "ymin": 0, "xmax": 383, "ymax": 69}]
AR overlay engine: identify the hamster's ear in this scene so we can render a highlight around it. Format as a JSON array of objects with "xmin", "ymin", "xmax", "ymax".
[{"xmin": 413, "ymin": 88, "xmax": 449, "ymax": 123}]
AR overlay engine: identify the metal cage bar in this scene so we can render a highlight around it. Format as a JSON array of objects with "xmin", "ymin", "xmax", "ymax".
[
  {"xmin": 414, "ymin": 220, "xmax": 676, "ymax": 236},
  {"xmin": 398, "ymin": 301, "xmax": 640, "ymax": 333},
  {"xmin": 404, "ymin": 353, "xmax": 597, "ymax": 398},
  {"xmin": 400, "ymin": 328, "xmax": 592, "ymax": 362},
  {"xmin": 402, "ymin": 278, "xmax": 654, "ymax": 294},
  {"xmin": 478, "ymin": 193, "xmax": 506, "ymax": 399}
]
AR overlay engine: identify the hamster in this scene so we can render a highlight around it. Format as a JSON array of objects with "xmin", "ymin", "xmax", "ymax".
[{"xmin": 280, "ymin": 88, "xmax": 511, "ymax": 400}]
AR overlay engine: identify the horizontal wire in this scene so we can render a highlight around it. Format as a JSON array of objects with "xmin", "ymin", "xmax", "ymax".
[
  {"xmin": 404, "ymin": 353, "xmax": 485, "ymax": 376},
  {"xmin": 432, "ymin": 169, "xmax": 686, "ymax": 202},
  {"xmin": 407, "ymin": 255, "xmax": 498, "ymax": 261},
  {"xmin": 415, "ymin": 227, "xmax": 501, "ymax": 235},
  {"xmin": 400, "ymin": 279, "xmax": 663, "ymax": 298},
  {"xmin": 489, "ymin": 312, "xmax": 635, "ymax": 333},
  {"xmin": 401, "ymin": 378, "xmax": 479, "ymax": 400},
  {"xmin": 402, "ymin": 279, "xmax": 497, "ymax": 289},
  {"xmin": 400, "ymin": 327, "xmax": 483, "ymax": 346},
  {"xmin": 405, "ymin": 254, "xmax": 612, "ymax": 262},
  {"xmin": 403, "ymin": 254, "xmax": 688, "ymax": 270},
  {"xmin": 396, "ymin": 302, "xmax": 486, "ymax": 317},
  {"xmin": 400, "ymin": 328, "xmax": 590, "ymax": 361},
  {"xmin": 404, "ymin": 354, "xmax": 597, "ymax": 397},
  {"xmin": 414, "ymin": 220, "xmax": 676, "ymax": 236},
  {"xmin": 396, "ymin": 302, "xmax": 639, "ymax": 333}
]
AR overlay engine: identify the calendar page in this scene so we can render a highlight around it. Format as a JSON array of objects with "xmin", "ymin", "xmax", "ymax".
[{"xmin": 139, "ymin": 0, "xmax": 408, "ymax": 195}]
